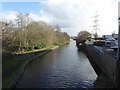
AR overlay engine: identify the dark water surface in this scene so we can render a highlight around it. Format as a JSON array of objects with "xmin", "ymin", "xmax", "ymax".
[{"xmin": 15, "ymin": 41, "xmax": 98, "ymax": 88}]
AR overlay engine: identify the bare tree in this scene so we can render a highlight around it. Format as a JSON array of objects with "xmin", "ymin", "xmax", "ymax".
[{"xmin": 2, "ymin": 14, "xmax": 70, "ymax": 52}]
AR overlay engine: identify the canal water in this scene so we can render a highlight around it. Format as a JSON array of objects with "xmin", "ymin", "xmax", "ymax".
[{"xmin": 15, "ymin": 41, "xmax": 98, "ymax": 88}]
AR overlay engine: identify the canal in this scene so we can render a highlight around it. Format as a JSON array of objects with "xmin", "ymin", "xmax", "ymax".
[{"xmin": 15, "ymin": 41, "xmax": 98, "ymax": 88}]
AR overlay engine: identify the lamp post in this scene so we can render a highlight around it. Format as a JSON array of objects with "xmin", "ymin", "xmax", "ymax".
[
  {"xmin": 118, "ymin": 1, "xmax": 120, "ymax": 61},
  {"xmin": 116, "ymin": 17, "xmax": 120, "ymax": 87},
  {"xmin": 117, "ymin": 17, "xmax": 120, "ymax": 61},
  {"xmin": 115, "ymin": 2, "xmax": 120, "ymax": 87}
]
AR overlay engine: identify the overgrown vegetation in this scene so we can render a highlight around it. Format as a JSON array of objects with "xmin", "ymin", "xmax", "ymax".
[{"xmin": 2, "ymin": 13, "xmax": 70, "ymax": 53}]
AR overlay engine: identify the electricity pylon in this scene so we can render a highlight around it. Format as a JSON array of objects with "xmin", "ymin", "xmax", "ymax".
[{"xmin": 92, "ymin": 12, "xmax": 100, "ymax": 38}]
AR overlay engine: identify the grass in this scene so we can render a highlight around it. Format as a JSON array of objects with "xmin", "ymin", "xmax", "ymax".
[
  {"xmin": 16, "ymin": 45, "xmax": 58, "ymax": 55},
  {"xmin": 16, "ymin": 41, "xmax": 70, "ymax": 55},
  {"xmin": 3, "ymin": 58, "xmax": 20, "ymax": 72},
  {"xmin": 2, "ymin": 51, "xmax": 26, "ymax": 88},
  {"xmin": 3, "ymin": 58, "xmax": 26, "ymax": 88}
]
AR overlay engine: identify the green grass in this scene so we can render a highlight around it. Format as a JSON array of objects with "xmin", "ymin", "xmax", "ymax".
[
  {"xmin": 3, "ymin": 58, "xmax": 20, "ymax": 72},
  {"xmin": 3, "ymin": 59, "xmax": 26, "ymax": 88},
  {"xmin": 17, "ymin": 45, "xmax": 58, "ymax": 54},
  {"xmin": 16, "ymin": 41, "xmax": 70, "ymax": 55},
  {"xmin": 2, "ymin": 51, "xmax": 26, "ymax": 88}
]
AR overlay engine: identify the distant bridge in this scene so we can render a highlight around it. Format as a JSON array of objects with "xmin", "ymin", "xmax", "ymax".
[{"xmin": 71, "ymin": 36, "xmax": 77, "ymax": 40}]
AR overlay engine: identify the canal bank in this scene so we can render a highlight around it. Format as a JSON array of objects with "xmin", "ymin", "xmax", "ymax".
[
  {"xmin": 10, "ymin": 50, "xmax": 52, "ymax": 88},
  {"xmin": 3, "ymin": 41, "xmax": 70, "ymax": 89},
  {"xmin": 78, "ymin": 44, "xmax": 116, "ymax": 87},
  {"xmin": 15, "ymin": 41, "xmax": 97, "ymax": 88}
]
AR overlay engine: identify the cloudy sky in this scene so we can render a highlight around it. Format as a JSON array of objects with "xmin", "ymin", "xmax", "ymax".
[{"xmin": 1, "ymin": 0, "xmax": 120, "ymax": 36}]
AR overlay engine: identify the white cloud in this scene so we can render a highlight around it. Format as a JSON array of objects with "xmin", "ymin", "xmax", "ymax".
[
  {"xmin": 1, "ymin": 0, "xmax": 120, "ymax": 36},
  {"xmin": 0, "ymin": 11, "xmax": 50, "ymax": 23},
  {"xmin": 1, "ymin": 11, "xmax": 18, "ymax": 21},
  {"xmin": 29, "ymin": 13, "xmax": 51, "ymax": 23},
  {"xmin": 40, "ymin": 0, "xmax": 119, "ymax": 36}
]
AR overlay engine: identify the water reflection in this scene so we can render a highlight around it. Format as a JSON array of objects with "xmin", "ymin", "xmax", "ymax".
[{"xmin": 15, "ymin": 41, "xmax": 98, "ymax": 88}]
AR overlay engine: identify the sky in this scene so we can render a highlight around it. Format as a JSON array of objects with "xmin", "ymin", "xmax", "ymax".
[
  {"xmin": 119, "ymin": 2, "xmax": 120, "ymax": 18},
  {"xmin": 1, "ymin": 0, "xmax": 120, "ymax": 36}
]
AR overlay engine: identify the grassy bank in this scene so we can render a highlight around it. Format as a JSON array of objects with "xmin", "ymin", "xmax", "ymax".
[
  {"xmin": 2, "ymin": 52, "xmax": 26, "ymax": 88},
  {"xmin": 15, "ymin": 41, "xmax": 70, "ymax": 55},
  {"xmin": 3, "ymin": 59, "xmax": 26, "ymax": 88},
  {"xmin": 3, "ymin": 41, "xmax": 70, "ymax": 88}
]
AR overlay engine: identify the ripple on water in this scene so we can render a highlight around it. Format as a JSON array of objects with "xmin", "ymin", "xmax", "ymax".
[{"xmin": 15, "ymin": 41, "xmax": 98, "ymax": 88}]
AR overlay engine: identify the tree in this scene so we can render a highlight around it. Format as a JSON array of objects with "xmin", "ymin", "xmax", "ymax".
[
  {"xmin": 111, "ymin": 30, "xmax": 115, "ymax": 38},
  {"xmin": 76, "ymin": 30, "xmax": 91, "ymax": 45},
  {"xmin": 2, "ymin": 14, "xmax": 70, "ymax": 52}
]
